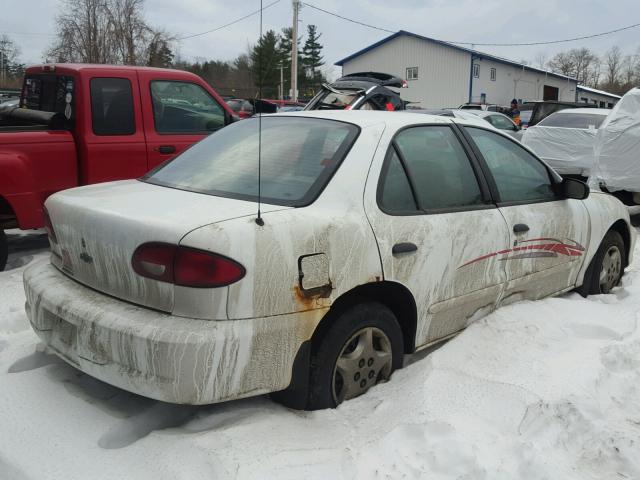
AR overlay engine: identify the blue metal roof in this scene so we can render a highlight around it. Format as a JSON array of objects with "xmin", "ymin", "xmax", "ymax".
[{"xmin": 335, "ymin": 30, "xmax": 577, "ymax": 83}]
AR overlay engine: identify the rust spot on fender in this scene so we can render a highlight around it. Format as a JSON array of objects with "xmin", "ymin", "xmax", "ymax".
[{"xmin": 293, "ymin": 284, "xmax": 332, "ymax": 310}]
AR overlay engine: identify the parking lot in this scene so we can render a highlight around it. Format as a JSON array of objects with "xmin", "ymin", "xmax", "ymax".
[{"xmin": 1, "ymin": 228, "xmax": 639, "ymax": 480}]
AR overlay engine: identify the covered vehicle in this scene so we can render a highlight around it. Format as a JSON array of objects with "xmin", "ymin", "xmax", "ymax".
[
  {"xmin": 25, "ymin": 111, "xmax": 633, "ymax": 411},
  {"xmin": 591, "ymin": 87, "xmax": 640, "ymax": 203},
  {"xmin": 521, "ymin": 108, "xmax": 610, "ymax": 177},
  {"xmin": 304, "ymin": 72, "xmax": 407, "ymax": 111}
]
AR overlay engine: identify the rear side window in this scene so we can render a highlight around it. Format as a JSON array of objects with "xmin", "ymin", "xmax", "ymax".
[
  {"xmin": 379, "ymin": 148, "xmax": 419, "ymax": 213},
  {"xmin": 538, "ymin": 112, "xmax": 606, "ymax": 129},
  {"xmin": 90, "ymin": 78, "xmax": 135, "ymax": 136},
  {"xmin": 144, "ymin": 117, "xmax": 359, "ymax": 206},
  {"xmin": 392, "ymin": 126, "xmax": 484, "ymax": 211},
  {"xmin": 487, "ymin": 114, "xmax": 515, "ymax": 130},
  {"xmin": 150, "ymin": 81, "xmax": 225, "ymax": 134}
]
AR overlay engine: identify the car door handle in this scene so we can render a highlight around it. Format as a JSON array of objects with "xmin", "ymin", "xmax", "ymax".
[
  {"xmin": 156, "ymin": 145, "xmax": 176, "ymax": 154},
  {"xmin": 392, "ymin": 242, "xmax": 418, "ymax": 255},
  {"xmin": 513, "ymin": 223, "xmax": 530, "ymax": 234}
]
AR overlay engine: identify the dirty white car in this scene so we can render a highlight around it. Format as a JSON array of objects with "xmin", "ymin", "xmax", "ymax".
[{"xmin": 24, "ymin": 111, "xmax": 633, "ymax": 410}]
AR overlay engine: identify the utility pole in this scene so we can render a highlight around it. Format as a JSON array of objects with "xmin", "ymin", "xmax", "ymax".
[
  {"xmin": 280, "ymin": 63, "xmax": 284, "ymax": 100},
  {"xmin": 291, "ymin": 0, "xmax": 300, "ymax": 102}
]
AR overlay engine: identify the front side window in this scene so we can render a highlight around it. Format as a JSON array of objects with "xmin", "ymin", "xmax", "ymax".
[
  {"xmin": 392, "ymin": 126, "xmax": 484, "ymax": 211},
  {"xmin": 144, "ymin": 117, "xmax": 359, "ymax": 206},
  {"xmin": 406, "ymin": 67, "xmax": 418, "ymax": 81},
  {"xmin": 90, "ymin": 77, "xmax": 135, "ymax": 136},
  {"xmin": 466, "ymin": 127, "xmax": 556, "ymax": 203},
  {"xmin": 151, "ymin": 81, "xmax": 225, "ymax": 134}
]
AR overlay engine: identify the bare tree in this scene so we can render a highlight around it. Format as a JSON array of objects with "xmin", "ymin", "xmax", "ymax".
[
  {"xmin": 547, "ymin": 51, "xmax": 576, "ymax": 77},
  {"xmin": 46, "ymin": 0, "xmax": 174, "ymax": 66},
  {"xmin": 0, "ymin": 35, "xmax": 25, "ymax": 88},
  {"xmin": 534, "ymin": 52, "xmax": 547, "ymax": 70},
  {"xmin": 604, "ymin": 45, "xmax": 623, "ymax": 88}
]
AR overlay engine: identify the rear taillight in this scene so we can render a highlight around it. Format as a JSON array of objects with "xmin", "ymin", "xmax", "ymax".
[
  {"xmin": 132, "ymin": 242, "xmax": 245, "ymax": 288},
  {"xmin": 43, "ymin": 207, "xmax": 58, "ymax": 244}
]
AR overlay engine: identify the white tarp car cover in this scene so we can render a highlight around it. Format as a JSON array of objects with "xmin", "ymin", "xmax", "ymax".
[
  {"xmin": 591, "ymin": 88, "xmax": 640, "ymax": 192},
  {"xmin": 521, "ymin": 124, "xmax": 598, "ymax": 176}
]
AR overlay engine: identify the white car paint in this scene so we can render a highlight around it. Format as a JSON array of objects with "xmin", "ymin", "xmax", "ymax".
[{"xmin": 23, "ymin": 111, "xmax": 634, "ymax": 406}]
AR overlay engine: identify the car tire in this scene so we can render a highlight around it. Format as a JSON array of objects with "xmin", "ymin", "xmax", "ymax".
[
  {"xmin": 306, "ymin": 302, "xmax": 403, "ymax": 410},
  {"xmin": 578, "ymin": 230, "xmax": 626, "ymax": 296},
  {"xmin": 0, "ymin": 229, "xmax": 7, "ymax": 271}
]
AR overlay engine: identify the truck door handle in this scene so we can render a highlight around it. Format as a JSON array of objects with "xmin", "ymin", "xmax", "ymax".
[
  {"xmin": 156, "ymin": 145, "xmax": 176, "ymax": 154},
  {"xmin": 513, "ymin": 223, "xmax": 530, "ymax": 233},
  {"xmin": 392, "ymin": 242, "xmax": 418, "ymax": 255}
]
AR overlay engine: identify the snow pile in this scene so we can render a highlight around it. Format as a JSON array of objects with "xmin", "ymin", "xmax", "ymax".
[{"xmin": 1, "ymin": 230, "xmax": 640, "ymax": 479}]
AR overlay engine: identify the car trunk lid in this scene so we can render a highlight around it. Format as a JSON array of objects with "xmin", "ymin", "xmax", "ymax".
[{"xmin": 46, "ymin": 179, "xmax": 285, "ymax": 313}]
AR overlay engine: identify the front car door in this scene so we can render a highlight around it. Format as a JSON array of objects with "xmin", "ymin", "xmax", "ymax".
[
  {"xmin": 462, "ymin": 126, "xmax": 590, "ymax": 302},
  {"xmin": 138, "ymin": 72, "xmax": 230, "ymax": 170},
  {"xmin": 364, "ymin": 123, "xmax": 511, "ymax": 348}
]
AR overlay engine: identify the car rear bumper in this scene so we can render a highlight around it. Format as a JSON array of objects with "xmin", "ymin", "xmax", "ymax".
[{"xmin": 24, "ymin": 259, "xmax": 326, "ymax": 405}]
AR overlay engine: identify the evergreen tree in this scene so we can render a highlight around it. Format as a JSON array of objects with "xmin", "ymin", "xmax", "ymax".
[
  {"xmin": 251, "ymin": 29, "xmax": 281, "ymax": 97},
  {"xmin": 302, "ymin": 24, "xmax": 325, "ymax": 92},
  {"xmin": 277, "ymin": 27, "xmax": 303, "ymax": 98}
]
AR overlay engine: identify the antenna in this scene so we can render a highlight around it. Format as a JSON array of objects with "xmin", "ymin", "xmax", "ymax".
[{"xmin": 255, "ymin": 0, "xmax": 265, "ymax": 226}]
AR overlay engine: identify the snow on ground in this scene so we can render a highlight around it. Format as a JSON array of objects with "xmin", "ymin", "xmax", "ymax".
[{"xmin": 1, "ymin": 229, "xmax": 640, "ymax": 480}]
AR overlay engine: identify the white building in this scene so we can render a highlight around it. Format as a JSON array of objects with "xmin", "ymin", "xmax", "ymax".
[
  {"xmin": 576, "ymin": 85, "xmax": 621, "ymax": 108},
  {"xmin": 335, "ymin": 30, "xmax": 579, "ymax": 109}
]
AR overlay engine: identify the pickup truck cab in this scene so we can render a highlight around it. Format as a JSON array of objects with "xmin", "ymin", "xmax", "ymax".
[{"xmin": 0, "ymin": 64, "xmax": 236, "ymax": 270}]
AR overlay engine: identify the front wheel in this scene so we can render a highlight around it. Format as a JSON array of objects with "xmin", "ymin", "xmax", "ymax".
[
  {"xmin": 578, "ymin": 230, "xmax": 626, "ymax": 296},
  {"xmin": 0, "ymin": 229, "xmax": 7, "ymax": 271},
  {"xmin": 307, "ymin": 302, "xmax": 403, "ymax": 410}
]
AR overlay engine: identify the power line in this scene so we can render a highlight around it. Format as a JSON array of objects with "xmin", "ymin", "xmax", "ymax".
[
  {"xmin": 177, "ymin": 0, "xmax": 281, "ymax": 40},
  {"xmin": 302, "ymin": 3, "xmax": 394, "ymax": 34},
  {"xmin": 302, "ymin": 2, "xmax": 640, "ymax": 47}
]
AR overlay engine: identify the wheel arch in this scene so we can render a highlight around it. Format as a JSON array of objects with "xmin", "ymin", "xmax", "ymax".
[
  {"xmin": 312, "ymin": 281, "xmax": 418, "ymax": 355},
  {"xmin": 0, "ymin": 195, "xmax": 18, "ymax": 229},
  {"xmin": 609, "ymin": 219, "xmax": 631, "ymax": 267}
]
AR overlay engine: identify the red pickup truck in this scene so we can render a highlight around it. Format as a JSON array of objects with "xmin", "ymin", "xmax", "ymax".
[{"xmin": 0, "ymin": 64, "xmax": 236, "ymax": 270}]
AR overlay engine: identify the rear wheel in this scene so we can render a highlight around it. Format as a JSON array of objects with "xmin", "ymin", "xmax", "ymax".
[
  {"xmin": 307, "ymin": 302, "xmax": 403, "ymax": 410},
  {"xmin": 0, "ymin": 229, "xmax": 7, "ymax": 271},
  {"xmin": 578, "ymin": 230, "xmax": 626, "ymax": 296}
]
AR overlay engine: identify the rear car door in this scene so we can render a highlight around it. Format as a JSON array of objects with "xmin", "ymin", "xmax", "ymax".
[
  {"xmin": 79, "ymin": 73, "xmax": 148, "ymax": 183},
  {"xmin": 138, "ymin": 72, "xmax": 231, "ymax": 170},
  {"xmin": 463, "ymin": 126, "xmax": 590, "ymax": 302},
  {"xmin": 365, "ymin": 124, "xmax": 511, "ymax": 347}
]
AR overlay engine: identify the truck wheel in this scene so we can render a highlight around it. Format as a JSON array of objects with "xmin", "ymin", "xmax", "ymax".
[
  {"xmin": 0, "ymin": 229, "xmax": 7, "ymax": 271},
  {"xmin": 578, "ymin": 230, "xmax": 626, "ymax": 296},
  {"xmin": 306, "ymin": 302, "xmax": 403, "ymax": 410}
]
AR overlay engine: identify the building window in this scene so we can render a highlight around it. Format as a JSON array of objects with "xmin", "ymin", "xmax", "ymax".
[
  {"xmin": 473, "ymin": 64, "xmax": 480, "ymax": 78},
  {"xmin": 608, "ymin": 102, "xmax": 614, "ymax": 108},
  {"xmin": 599, "ymin": 101, "xmax": 605, "ymax": 108},
  {"xmin": 406, "ymin": 67, "xmax": 418, "ymax": 81},
  {"xmin": 490, "ymin": 68, "xmax": 496, "ymax": 81},
  {"xmin": 581, "ymin": 97, "xmax": 589, "ymax": 103}
]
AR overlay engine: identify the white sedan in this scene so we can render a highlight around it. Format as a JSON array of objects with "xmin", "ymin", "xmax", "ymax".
[{"xmin": 24, "ymin": 111, "xmax": 633, "ymax": 410}]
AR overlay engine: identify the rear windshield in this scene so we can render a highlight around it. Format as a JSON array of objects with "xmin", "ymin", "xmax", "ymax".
[
  {"xmin": 22, "ymin": 74, "xmax": 75, "ymax": 121},
  {"xmin": 143, "ymin": 117, "xmax": 359, "ymax": 206},
  {"xmin": 538, "ymin": 112, "xmax": 607, "ymax": 129},
  {"xmin": 307, "ymin": 89, "xmax": 360, "ymax": 110}
]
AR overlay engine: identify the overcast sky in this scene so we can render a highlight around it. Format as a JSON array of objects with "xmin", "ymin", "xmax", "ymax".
[{"xmin": 2, "ymin": 0, "xmax": 639, "ymax": 79}]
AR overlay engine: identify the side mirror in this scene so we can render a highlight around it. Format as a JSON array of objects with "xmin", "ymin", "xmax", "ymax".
[{"xmin": 563, "ymin": 177, "xmax": 589, "ymax": 200}]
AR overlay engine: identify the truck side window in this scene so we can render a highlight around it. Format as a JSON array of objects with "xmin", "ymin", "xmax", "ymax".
[
  {"xmin": 150, "ymin": 81, "xmax": 225, "ymax": 134},
  {"xmin": 90, "ymin": 78, "xmax": 135, "ymax": 136}
]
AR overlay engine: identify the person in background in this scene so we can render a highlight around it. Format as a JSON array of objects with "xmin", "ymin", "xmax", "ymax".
[{"xmin": 509, "ymin": 98, "xmax": 521, "ymax": 126}]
